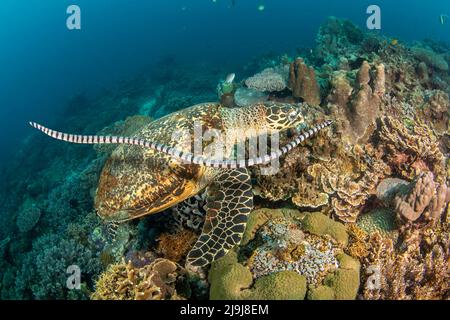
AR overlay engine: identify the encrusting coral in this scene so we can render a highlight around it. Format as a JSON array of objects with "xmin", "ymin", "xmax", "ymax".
[{"xmin": 92, "ymin": 258, "xmax": 188, "ymax": 300}]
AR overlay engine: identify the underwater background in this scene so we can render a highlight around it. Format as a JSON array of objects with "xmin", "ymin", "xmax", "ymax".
[{"xmin": 0, "ymin": 0, "xmax": 449, "ymax": 300}]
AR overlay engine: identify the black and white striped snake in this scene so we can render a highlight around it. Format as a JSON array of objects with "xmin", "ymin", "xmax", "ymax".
[{"xmin": 29, "ymin": 120, "xmax": 332, "ymax": 169}]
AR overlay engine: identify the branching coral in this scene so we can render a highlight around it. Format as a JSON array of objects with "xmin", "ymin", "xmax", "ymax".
[
  {"xmin": 92, "ymin": 258, "xmax": 187, "ymax": 300},
  {"xmin": 288, "ymin": 58, "xmax": 321, "ymax": 105}
]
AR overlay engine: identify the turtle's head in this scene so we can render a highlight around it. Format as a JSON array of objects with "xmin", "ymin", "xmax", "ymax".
[{"xmin": 263, "ymin": 102, "xmax": 305, "ymax": 131}]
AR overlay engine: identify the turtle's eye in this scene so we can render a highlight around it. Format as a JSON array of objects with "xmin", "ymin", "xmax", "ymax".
[{"xmin": 288, "ymin": 110, "xmax": 298, "ymax": 121}]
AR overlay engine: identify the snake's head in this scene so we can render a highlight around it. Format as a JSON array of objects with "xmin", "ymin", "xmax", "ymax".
[{"xmin": 264, "ymin": 102, "xmax": 305, "ymax": 131}]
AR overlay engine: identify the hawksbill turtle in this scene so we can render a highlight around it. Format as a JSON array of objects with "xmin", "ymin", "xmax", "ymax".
[{"xmin": 30, "ymin": 102, "xmax": 332, "ymax": 267}]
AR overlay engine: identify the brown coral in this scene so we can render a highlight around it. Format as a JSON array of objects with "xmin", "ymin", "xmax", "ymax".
[
  {"xmin": 360, "ymin": 224, "xmax": 449, "ymax": 300},
  {"xmin": 327, "ymin": 61, "xmax": 386, "ymax": 143},
  {"xmin": 393, "ymin": 172, "xmax": 449, "ymax": 223},
  {"xmin": 378, "ymin": 116, "xmax": 446, "ymax": 182},
  {"xmin": 288, "ymin": 58, "xmax": 321, "ymax": 105},
  {"xmin": 157, "ymin": 230, "xmax": 198, "ymax": 262},
  {"xmin": 91, "ymin": 258, "xmax": 187, "ymax": 300}
]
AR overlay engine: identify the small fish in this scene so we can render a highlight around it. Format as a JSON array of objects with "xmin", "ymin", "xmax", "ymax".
[
  {"xmin": 258, "ymin": 4, "xmax": 265, "ymax": 11},
  {"xmin": 439, "ymin": 14, "xmax": 448, "ymax": 25},
  {"xmin": 225, "ymin": 73, "xmax": 236, "ymax": 84},
  {"xmin": 391, "ymin": 39, "xmax": 399, "ymax": 46}
]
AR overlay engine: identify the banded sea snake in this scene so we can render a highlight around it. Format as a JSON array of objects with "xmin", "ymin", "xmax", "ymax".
[{"xmin": 29, "ymin": 120, "xmax": 332, "ymax": 169}]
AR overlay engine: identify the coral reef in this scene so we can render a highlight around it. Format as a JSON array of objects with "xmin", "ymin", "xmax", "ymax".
[
  {"xmin": 393, "ymin": 172, "xmax": 449, "ymax": 223},
  {"xmin": 16, "ymin": 199, "xmax": 41, "ymax": 233},
  {"xmin": 209, "ymin": 209, "xmax": 360, "ymax": 300},
  {"xmin": 0, "ymin": 16, "xmax": 448, "ymax": 301},
  {"xmin": 360, "ymin": 225, "xmax": 449, "ymax": 300},
  {"xmin": 412, "ymin": 47, "xmax": 449, "ymax": 72}
]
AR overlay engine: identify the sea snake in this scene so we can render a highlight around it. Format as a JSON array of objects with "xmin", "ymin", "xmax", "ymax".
[{"xmin": 29, "ymin": 120, "xmax": 332, "ymax": 169}]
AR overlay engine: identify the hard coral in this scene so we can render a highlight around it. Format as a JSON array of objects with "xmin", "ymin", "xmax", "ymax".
[
  {"xmin": 412, "ymin": 47, "xmax": 449, "ymax": 72},
  {"xmin": 328, "ymin": 61, "xmax": 386, "ymax": 143},
  {"xmin": 92, "ymin": 258, "xmax": 187, "ymax": 300},
  {"xmin": 157, "ymin": 230, "xmax": 197, "ymax": 262},
  {"xmin": 245, "ymin": 67, "xmax": 288, "ymax": 92},
  {"xmin": 393, "ymin": 172, "xmax": 449, "ymax": 223},
  {"xmin": 210, "ymin": 209, "xmax": 360, "ymax": 300},
  {"xmin": 361, "ymin": 225, "xmax": 449, "ymax": 300},
  {"xmin": 378, "ymin": 116, "xmax": 446, "ymax": 182},
  {"xmin": 288, "ymin": 58, "xmax": 321, "ymax": 105}
]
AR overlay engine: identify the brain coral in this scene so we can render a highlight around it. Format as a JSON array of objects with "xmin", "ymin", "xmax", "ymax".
[{"xmin": 209, "ymin": 209, "xmax": 360, "ymax": 300}]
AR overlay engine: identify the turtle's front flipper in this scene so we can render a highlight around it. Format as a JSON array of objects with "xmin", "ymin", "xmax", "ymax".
[{"xmin": 186, "ymin": 168, "xmax": 253, "ymax": 268}]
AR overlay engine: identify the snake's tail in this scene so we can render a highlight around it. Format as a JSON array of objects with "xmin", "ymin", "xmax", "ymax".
[{"xmin": 29, "ymin": 120, "xmax": 332, "ymax": 169}]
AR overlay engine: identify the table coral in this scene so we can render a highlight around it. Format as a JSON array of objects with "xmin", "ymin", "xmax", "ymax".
[{"xmin": 245, "ymin": 67, "xmax": 288, "ymax": 92}]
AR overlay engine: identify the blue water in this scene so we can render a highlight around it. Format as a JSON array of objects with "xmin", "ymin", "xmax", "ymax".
[{"xmin": 0, "ymin": 0, "xmax": 449, "ymax": 165}]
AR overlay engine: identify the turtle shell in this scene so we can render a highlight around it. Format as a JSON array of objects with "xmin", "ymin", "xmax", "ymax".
[{"xmin": 95, "ymin": 103, "xmax": 224, "ymax": 222}]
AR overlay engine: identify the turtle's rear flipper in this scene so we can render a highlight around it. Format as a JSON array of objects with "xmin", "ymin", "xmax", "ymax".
[{"xmin": 186, "ymin": 168, "xmax": 253, "ymax": 268}]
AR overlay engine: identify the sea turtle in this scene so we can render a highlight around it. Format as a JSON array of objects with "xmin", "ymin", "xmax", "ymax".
[{"xmin": 30, "ymin": 102, "xmax": 332, "ymax": 267}]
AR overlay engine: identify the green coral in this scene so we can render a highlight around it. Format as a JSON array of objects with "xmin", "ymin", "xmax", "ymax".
[
  {"xmin": 209, "ymin": 251, "xmax": 307, "ymax": 300},
  {"xmin": 357, "ymin": 208, "xmax": 398, "ymax": 239},
  {"xmin": 301, "ymin": 212, "xmax": 349, "ymax": 246},
  {"xmin": 308, "ymin": 253, "xmax": 360, "ymax": 300},
  {"xmin": 209, "ymin": 209, "xmax": 360, "ymax": 300}
]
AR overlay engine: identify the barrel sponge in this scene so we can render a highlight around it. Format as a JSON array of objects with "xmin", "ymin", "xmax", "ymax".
[
  {"xmin": 209, "ymin": 251, "xmax": 307, "ymax": 300},
  {"xmin": 301, "ymin": 212, "xmax": 348, "ymax": 246}
]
